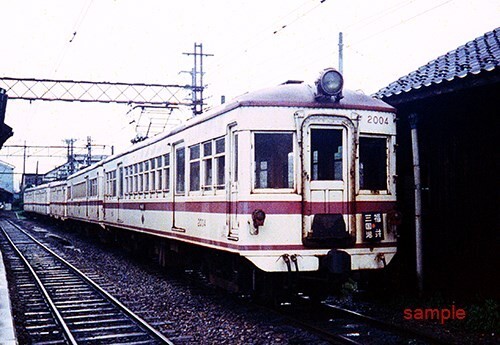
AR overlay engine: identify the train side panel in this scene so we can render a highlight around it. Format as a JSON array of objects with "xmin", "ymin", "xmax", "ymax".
[
  {"xmin": 66, "ymin": 165, "xmax": 104, "ymax": 224},
  {"xmin": 49, "ymin": 181, "xmax": 67, "ymax": 219},
  {"xmin": 23, "ymin": 184, "xmax": 51, "ymax": 216}
]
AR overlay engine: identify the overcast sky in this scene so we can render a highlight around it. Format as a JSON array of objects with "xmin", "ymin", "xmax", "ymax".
[{"xmin": 1, "ymin": 0, "xmax": 498, "ymax": 189}]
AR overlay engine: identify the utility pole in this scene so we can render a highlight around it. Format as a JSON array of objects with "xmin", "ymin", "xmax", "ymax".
[
  {"xmin": 409, "ymin": 113, "xmax": 424, "ymax": 295},
  {"xmin": 183, "ymin": 43, "xmax": 213, "ymax": 116},
  {"xmin": 338, "ymin": 32, "xmax": 344, "ymax": 74},
  {"xmin": 35, "ymin": 161, "xmax": 39, "ymax": 185},
  {"xmin": 21, "ymin": 141, "xmax": 26, "ymax": 192},
  {"xmin": 178, "ymin": 68, "xmax": 196, "ymax": 104},
  {"xmin": 86, "ymin": 136, "xmax": 92, "ymax": 166},
  {"xmin": 65, "ymin": 138, "xmax": 77, "ymax": 176}
]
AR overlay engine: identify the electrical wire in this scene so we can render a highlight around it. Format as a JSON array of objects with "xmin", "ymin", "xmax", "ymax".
[
  {"xmin": 53, "ymin": 0, "xmax": 94, "ymax": 75},
  {"xmin": 210, "ymin": 0, "xmax": 455, "ymax": 97},
  {"xmin": 211, "ymin": 0, "xmax": 320, "ymax": 75},
  {"xmin": 272, "ymin": 0, "xmax": 326, "ymax": 35},
  {"xmin": 341, "ymin": 0, "xmax": 416, "ymax": 32},
  {"xmin": 346, "ymin": 0, "xmax": 454, "ymax": 49}
]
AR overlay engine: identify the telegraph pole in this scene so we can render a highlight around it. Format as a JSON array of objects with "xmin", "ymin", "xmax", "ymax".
[
  {"xmin": 409, "ymin": 113, "xmax": 424, "ymax": 295},
  {"xmin": 183, "ymin": 43, "xmax": 213, "ymax": 116},
  {"xmin": 21, "ymin": 141, "xmax": 26, "ymax": 191},
  {"xmin": 86, "ymin": 136, "xmax": 92, "ymax": 165},
  {"xmin": 338, "ymin": 32, "xmax": 344, "ymax": 74},
  {"xmin": 65, "ymin": 138, "xmax": 77, "ymax": 175}
]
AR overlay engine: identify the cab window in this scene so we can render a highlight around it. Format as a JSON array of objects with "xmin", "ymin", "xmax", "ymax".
[
  {"xmin": 254, "ymin": 133, "xmax": 294, "ymax": 189},
  {"xmin": 311, "ymin": 128, "xmax": 343, "ymax": 181},
  {"xmin": 359, "ymin": 137, "xmax": 388, "ymax": 190}
]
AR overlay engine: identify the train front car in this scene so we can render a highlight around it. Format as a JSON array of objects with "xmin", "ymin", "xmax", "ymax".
[{"xmin": 233, "ymin": 68, "xmax": 398, "ymax": 290}]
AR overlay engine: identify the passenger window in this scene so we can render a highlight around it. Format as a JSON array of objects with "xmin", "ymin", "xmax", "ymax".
[
  {"xmin": 155, "ymin": 157, "xmax": 162, "ymax": 191},
  {"xmin": 203, "ymin": 141, "xmax": 213, "ymax": 189},
  {"xmin": 234, "ymin": 134, "xmax": 238, "ymax": 183},
  {"xmin": 134, "ymin": 165, "xmax": 138, "ymax": 193},
  {"xmin": 149, "ymin": 159, "xmax": 155, "ymax": 192},
  {"xmin": 106, "ymin": 170, "xmax": 117, "ymax": 197},
  {"xmin": 163, "ymin": 153, "xmax": 170, "ymax": 192},
  {"xmin": 215, "ymin": 138, "xmax": 225, "ymax": 189},
  {"xmin": 311, "ymin": 129, "xmax": 343, "ymax": 181},
  {"xmin": 118, "ymin": 166, "xmax": 124, "ymax": 197},
  {"xmin": 359, "ymin": 137, "xmax": 388, "ymax": 190},
  {"xmin": 144, "ymin": 161, "xmax": 149, "ymax": 192},
  {"xmin": 197, "ymin": 138, "xmax": 225, "ymax": 191},
  {"xmin": 175, "ymin": 148, "xmax": 185, "ymax": 194},
  {"xmin": 254, "ymin": 133, "xmax": 294, "ymax": 189},
  {"xmin": 124, "ymin": 167, "xmax": 129, "ymax": 195},
  {"xmin": 190, "ymin": 144, "xmax": 201, "ymax": 191}
]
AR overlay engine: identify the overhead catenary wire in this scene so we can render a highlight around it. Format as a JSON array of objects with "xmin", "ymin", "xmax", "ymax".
[
  {"xmin": 210, "ymin": 0, "xmax": 456, "ymax": 97},
  {"xmin": 341, "ymin": 0, "xmax": 417, "ymax": 32},
  {"xmin": 345, "ymin": 0, "xmax": 454, "ymax": 49},
  {"xmin": 53, "ymin": 0, "xmax": 95, "ymax": 75},
  {"xmin": 272, "ymin": 0, "xmax": 327, "ymax": 35},
  {"xmin": 210, "ymin": 0, "xmax": 322, "ymax": 76},
  {"xmin": 211, "ymin": 0, "xmax": 412, "ymax": 77}
]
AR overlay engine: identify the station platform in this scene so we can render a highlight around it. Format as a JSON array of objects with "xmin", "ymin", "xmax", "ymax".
[{"xmin": 0, "ymin": 250, "xmax": 16, "ymax": 344}]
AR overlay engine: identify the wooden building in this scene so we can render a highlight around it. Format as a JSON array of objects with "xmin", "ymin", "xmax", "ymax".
[{"xmin": 375, "ymin": 27, "xmax": 499, "ymax": 297}]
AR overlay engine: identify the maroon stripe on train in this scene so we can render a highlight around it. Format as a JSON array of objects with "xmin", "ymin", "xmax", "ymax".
[
  {"xmin": 102, "ymin": 200, "xmax": 395, "ymax": 215},
  {"xmin": 30, "ymin": 200, "xmax": 396, "ymax": 215},
  {"xmin": 96, "ymin": 219, "xmax": 397, "ymax": 251}
]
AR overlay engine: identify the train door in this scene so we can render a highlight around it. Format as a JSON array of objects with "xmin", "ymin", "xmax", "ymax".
[
  {"xmin": 172, "ymin": 142, "xmax": 186, "ymax": 232},
  {"xmin": 301, "ymin": 116, "xmax": 354, "ymax": 247},
  {"xmin": 227, "ymin": 124, "xmax": 239, "ymax": 240}
]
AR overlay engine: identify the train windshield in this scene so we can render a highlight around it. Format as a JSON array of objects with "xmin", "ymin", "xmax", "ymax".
[
  {"xmin": 254, "ymin": 133, "xmax": 294, "ymax": 189},
  {"xmin": 359, "ymin": 137, "xmax": 388, "ymax": 190},
  {"xmin": 311, "ymin": 129, "xmax": 343, "ymax": 181}
]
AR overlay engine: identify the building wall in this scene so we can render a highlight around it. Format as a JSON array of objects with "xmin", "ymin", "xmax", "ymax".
[
  {"xmin": 393, "ymin": 82, "xmax": 498, "ymax": 298},
  {"xmin": 0, "ymin": 161, "xmax": 14, "ymax": 194}
]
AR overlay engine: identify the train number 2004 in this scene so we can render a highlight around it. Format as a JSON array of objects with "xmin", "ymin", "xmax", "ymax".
[{"xmin": 367, "ymin": 115, "xmax": 389, "ymax": 125}]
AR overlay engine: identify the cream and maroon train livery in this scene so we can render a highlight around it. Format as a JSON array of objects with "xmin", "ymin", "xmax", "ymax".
[{"xmin": 24, "ymin": 68, "xmax": 399, "ymax": 280}]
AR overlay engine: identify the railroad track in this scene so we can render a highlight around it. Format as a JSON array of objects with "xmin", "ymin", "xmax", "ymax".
[
  {"xmin": 274, "ymin": 294, "xmax": 454, "ymax": 345},
  {"xmin": 0, "ymin": 219, "xmax": 173, "ymax": 345}
]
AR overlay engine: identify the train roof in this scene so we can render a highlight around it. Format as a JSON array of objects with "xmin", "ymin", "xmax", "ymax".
[
  {"xmin": 65, "ymin": 79, "xmax": 395, "ymax": 180},
  {"xmin": 230, "ymin": 81, "xmax": 395, "ymax": 113}
]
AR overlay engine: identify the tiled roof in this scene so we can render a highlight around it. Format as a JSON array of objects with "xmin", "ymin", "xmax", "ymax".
[{"xmin": 375, "ymin": 27, "xmax": 500, "ymax": 99}]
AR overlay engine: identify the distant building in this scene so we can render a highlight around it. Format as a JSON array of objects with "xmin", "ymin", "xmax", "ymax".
[
  {"xmin": 42, "ymin": 154, "xmax": 107, "ymax": 182},
  {"xmin": 0, "ymin": 160, "xmax": 14, "ymax": 193},
  {"xmin": 21, "ymin": 173, "xmax": 44, "ymax": 189},
  {"xmin": 22, "ymin": 154, "xmax": 108, "ymax": 188},
  {"xmin": 0, "ymin": 160, "xmax": 15, "ymax": 208}
]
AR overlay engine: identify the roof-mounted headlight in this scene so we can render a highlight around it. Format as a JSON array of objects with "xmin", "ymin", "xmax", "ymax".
[{"xmin": 315, "ymin": 68, "xmax": 343, "ymax": 101}]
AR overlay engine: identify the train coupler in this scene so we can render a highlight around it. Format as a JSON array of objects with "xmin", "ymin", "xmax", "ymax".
[{"xmin": 325, "ymin": 249, "xmax": 351, "ymax": 274}]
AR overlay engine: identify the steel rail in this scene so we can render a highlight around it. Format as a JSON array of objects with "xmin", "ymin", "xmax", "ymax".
[
  {"xmin": 322, "ymin": 302, "xmax": 454, "ymax": 345},
  {"xmin": 285, "ymin": 293, "xmax": 455, "ymax": 344},
  {"xmin": 254, "ymin": 297, "xmax": 362, "ymax": 345},
  {"xmin": 3, "ymin": 219, "xmax": 174, "ymax": 345},
  {"xmin": 0, "ymin": 222, "xmax": 78, "ymax": 344}
]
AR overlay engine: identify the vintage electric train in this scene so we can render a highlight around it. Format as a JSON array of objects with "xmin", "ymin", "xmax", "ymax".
[{"xmin": 24, "ymin": 68, "xmax": 399, "ymax": 294}]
